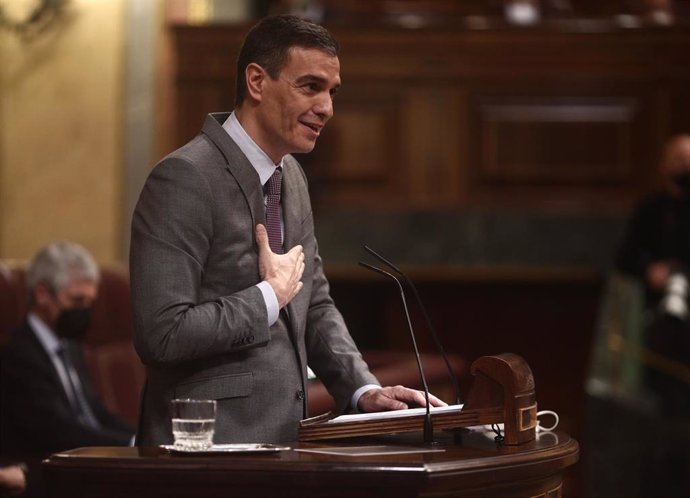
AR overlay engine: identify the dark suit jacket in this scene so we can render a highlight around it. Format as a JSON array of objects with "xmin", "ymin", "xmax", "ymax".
[
  {"xmin": 130, "ymin": 113, "xmax": 378, "ymax": 445},
  {"xmin": 0, "ymin": 322, "xmax": 133, "ymax": 458}
]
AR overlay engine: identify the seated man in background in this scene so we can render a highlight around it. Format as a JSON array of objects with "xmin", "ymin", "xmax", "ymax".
[{"xmin": 0, "ymin": 242, "xmax": 133, "ymax": 497}]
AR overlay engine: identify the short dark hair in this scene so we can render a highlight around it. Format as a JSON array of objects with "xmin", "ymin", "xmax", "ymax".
[{"xmin": 235, "ymin": 15, "xmax": 339, "ymax": 106}]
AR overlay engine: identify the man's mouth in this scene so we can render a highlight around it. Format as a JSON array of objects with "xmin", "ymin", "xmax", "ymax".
[{"xmin": 300, "ymin": 121, "xmax": 322, "ymax": 134}]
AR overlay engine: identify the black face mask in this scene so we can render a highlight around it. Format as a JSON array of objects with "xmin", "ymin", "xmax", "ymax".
[
  {"xmin": 672, "ymin": 172, "xmax": 690, "ymax": 197},
  {"xmin": 55, "ymin": 307, "xmax": 92, "ymax": 341}
]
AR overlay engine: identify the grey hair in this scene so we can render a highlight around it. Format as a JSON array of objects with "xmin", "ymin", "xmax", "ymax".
[{"xmin": 26, "ymin": 241, "xmax": 100, "ymax": 298}]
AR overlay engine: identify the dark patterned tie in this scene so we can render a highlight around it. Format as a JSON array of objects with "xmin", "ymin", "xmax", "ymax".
[{"xmin": 264, "ymin": 167, "xmax": 283, "ymax": 254}]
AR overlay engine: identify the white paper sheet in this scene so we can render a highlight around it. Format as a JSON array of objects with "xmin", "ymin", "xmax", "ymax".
[{"xmin": 327, "ymin": 403, "xmax": 464, "ymax": 424}]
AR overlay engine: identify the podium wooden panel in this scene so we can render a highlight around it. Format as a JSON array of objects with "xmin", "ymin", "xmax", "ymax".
[
  {"xmin": 299, "ymin": 354, "xmax": 537, "ymax": 445},
  {"xmin": 43, "ymin": 431, "xmax": 578, "ymax": 498}
]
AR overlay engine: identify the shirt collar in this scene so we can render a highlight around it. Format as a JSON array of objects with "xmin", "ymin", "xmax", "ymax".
[
  {"xmin": 28, "ymin": 312, "xmax": 61, "ymax": 356},
  {"xmin": 222, "ymin": 112, "xmax": 283, "ymax": 185}
]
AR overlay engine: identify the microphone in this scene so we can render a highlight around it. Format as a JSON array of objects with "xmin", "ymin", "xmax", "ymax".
[
  {"xmin": 358, "ymin": 261, "xmax": 434, "ymax": 444},
  {"xmin": 363, "ymin": 245, "xmax": 462, "ymax": 406}
]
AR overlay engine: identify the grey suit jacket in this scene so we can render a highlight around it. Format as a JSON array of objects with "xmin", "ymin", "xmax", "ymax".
[{"xmin": 130, "ymin": 113, "xmax": 378, "ymax": 445}]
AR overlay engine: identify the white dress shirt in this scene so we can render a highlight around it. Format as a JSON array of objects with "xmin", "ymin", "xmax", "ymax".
[{"xmin": 222, "ymin": 112, "xmax": 281, "ymax": 327}]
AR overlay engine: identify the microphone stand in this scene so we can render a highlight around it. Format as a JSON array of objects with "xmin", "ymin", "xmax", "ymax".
[
  {"xmin": 358, "ymin": 261, "xmax": 434, "ymax": 445},
  {"xmin": 363, "ymin": 245, "xmax": 462, "ymax": 406}
]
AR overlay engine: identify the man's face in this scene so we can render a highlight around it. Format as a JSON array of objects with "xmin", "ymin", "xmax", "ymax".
[
  {"xmin": 254, "ymin": 47, "xmax": 340, "ymax": 162},
  {"xmin": 661, "ymin": 136, "xmax": 690, "ymax": 197},
  {"xmin": 665, "ymin": 138, "xmax": 690, "ymax": 177},
  {"xmin": 35, "ymin": 278, "xmax": 98, "ymax": 328}
]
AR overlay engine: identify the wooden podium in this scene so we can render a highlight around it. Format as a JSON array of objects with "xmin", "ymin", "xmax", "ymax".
[
  {"xmin": 43, "ymin": 431, "xmax": 578, "ymax": 498},
  {"xmin": 43, "ymin": 354, "xmax": 578, "ymax": 497},
  {"xmin": 300, "ymin": 353, "xmax": 538, "ymax": 445}
]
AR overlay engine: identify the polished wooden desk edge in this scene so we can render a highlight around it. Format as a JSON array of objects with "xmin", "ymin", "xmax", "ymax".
[
  {"xmin": 43, "ymin": 433, "xmax": 579, "ymax": 498},
  {"xmin": 43, "ymin": 431, "xmax": 579, "ymax": 475}
]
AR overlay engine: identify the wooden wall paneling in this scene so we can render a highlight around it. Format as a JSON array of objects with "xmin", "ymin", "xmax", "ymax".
[
  {"xmin": 176, "ymin": 83, "xmax": 233, "ymax": 142},
  {"xmin": 667, "ymin": 82, "xmax": 690, "ymax": 134},
  {"xmin": 170, "ymin": 25, "xmax": 690, "ymax": 214},
  {"xmin": 476, "ymin": 97, "xmax": 637, "ymax": 183},
  {"xmin": 173, "ymin": 26, "xmax": 244, "ymax": 144},
  {"xmin": 404, "ymin": 85, "xmax": 464, "ymax": 207},
  {"xmin": 465, "ymin": 82, "xmax": 658, "ymax": 211},
  {"xmin": 456, "ymin": 86, "xmax": 473, "ymax": 207},
  {"xmin": 308, "ymin": 83, "xmax": 405, "ymax": 206}
]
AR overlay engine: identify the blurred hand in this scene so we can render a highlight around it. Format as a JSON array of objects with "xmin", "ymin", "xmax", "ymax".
[
  {"xmin": 357, "ymin": 385, "xmax": 448, "ymax": 412},
  {"xmin": 0, "ymin": 465, "xmax": 26, "ymax": 496},
  {"xmin": 646, "ymin": 261, "xmax": 671, "ymax": 291},
  {"xmin": 256, "ymin": 224, "xmax": 304, "ymax": 308}
]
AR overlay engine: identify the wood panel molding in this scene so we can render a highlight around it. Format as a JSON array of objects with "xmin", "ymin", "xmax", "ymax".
[
  {"xmin": 171, "ymin": 24, "xmax": 690, "ymax": 213},
  {"xmin": 475, "ymin": 97, "xmax": 638, "ymax": 185}
]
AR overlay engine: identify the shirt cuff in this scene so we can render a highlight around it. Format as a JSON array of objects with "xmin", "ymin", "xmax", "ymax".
[
  {"xmin": 256, "ymin": 281, "xmax": 279, "ymax": 326},
  {"xmin": 350, "ymin": 384, "xmax": 381, "ymax": 412}
]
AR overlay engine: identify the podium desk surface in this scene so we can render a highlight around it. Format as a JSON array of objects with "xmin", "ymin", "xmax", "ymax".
[{"xmin": 43, "ymin": 430, "xmax": 578, "ymax": 498}]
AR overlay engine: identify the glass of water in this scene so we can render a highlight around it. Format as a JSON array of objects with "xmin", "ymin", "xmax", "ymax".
[{"xmin": 171, "ymin": 399, "xmax": 216, "ymax": 450}]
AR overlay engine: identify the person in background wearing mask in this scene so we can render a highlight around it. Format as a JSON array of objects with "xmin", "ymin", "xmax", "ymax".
[
  {"xmin": 617, "ymin": 133, "xmax": 690, "ymax": 309},
  {"xmin": 0, "ymin": 242, "xmax": 133, "ymax": 497},
  {"xmin": 613, "ymin": 133, "xmax": 690, "ymax": 496},
  {"xmin": 616, "ymin": 133, "xmax": 690, "ymax": 403}
]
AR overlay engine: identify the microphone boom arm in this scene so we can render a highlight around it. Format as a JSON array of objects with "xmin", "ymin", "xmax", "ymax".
[
  {"xmin": 363, "ymin": 245, "xmax": 462, "ymax": 405},
  {"xmin": 358, "ymin": 261, "xmax": 434, "ymax": 444}
]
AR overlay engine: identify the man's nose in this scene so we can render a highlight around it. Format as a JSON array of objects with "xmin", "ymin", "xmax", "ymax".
[{"xmin": 314, "ymin": 94, "xmax": 334, "ymax": 120}]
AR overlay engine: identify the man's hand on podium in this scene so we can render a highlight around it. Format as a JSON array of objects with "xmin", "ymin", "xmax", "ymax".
[{"xmin": 357, "ymin": 386, "xmax": 447, "ymax": 412}]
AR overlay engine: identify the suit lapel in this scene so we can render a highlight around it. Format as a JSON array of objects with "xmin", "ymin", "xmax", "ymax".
[
  {"xmin": 281, "ymin": 159, "xmax": 308, "ymax": 377},
  {"xmin": 201, "ymin": 113, "xmax": 265, "ymax": 231},
  {"xmin": 22, "ymin": 323, "xmax": 75, "ymax": 408},
  {"xmin": 281, "ymin": 158, "xmax": 303, "ymax": 253}
]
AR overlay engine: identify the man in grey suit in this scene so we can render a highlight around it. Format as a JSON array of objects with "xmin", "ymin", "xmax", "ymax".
[{"xmin": 130, "ymin": 14, "xmax": 444, "ymax": 446}]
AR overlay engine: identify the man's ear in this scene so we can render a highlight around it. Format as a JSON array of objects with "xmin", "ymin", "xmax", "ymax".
[
  {"xmin": 245, "ymin": 63, "xmax": 266, "ymax": 103},
  {"xmin": 33, "ymin": 282, "xmax": 53, "ymax": 307}
]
